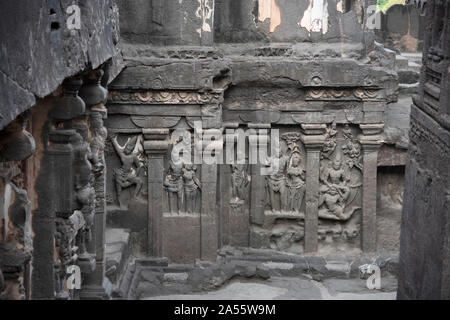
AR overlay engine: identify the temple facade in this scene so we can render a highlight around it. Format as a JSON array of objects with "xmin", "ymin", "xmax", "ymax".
[{"xmin": 0, "ymin": 0, "xmax": 446, "ymax": 300}]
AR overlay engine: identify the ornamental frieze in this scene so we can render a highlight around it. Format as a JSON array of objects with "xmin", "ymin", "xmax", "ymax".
[
  {"xmin": 306, "ymin": 88, "xmax": 381, "ymax": 101},
  {"xmin": 108, "ymin": 90, "xmax": 223, "ymax": 105}
]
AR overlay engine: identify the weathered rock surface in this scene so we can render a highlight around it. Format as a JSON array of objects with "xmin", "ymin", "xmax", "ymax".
[{"xmin": 0, "ymin": 0, "xmax": 123, "ymax": 130}]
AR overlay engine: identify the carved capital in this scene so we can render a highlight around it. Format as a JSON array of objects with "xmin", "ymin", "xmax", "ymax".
[
  {"xmin": 359, "ymin": 137, "xmax": 383, "ymax": 153},
  {"xmin": 358, "ymin": 124, "xmax": 384, "ymax": 153},
  {"xmin": 300, "ymin": 124, "xmax": 327, "ymax": 151},
  {"xmin": 142, "ymin": 128, "xmax": 170, "ymax": 154},
  {"xmin": 359, "ymin": 123, "xmax": 384, "ymax": 135}
]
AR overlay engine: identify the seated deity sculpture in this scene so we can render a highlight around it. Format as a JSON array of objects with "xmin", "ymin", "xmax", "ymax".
[{"xmin": 319, "ymin": 156, "xmax": 351, "ymax": 220}]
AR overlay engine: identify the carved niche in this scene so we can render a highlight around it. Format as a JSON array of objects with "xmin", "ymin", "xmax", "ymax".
[
  {"xmin": 163, "ymin": 134, "xmax": 201, "ymax": 215},
  {"xmin": 264, "ymin": 132, "xmax": 306, "ymax": 216},
  {"xmin": 318, "ymin": 124, "xmax": 363, "ymax": 245},
  {"xmin": 110, "ymin": 134, "xmax": 147, "ymax": 209}
]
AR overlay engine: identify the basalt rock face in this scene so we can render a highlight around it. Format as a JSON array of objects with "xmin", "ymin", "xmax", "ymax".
[
  {"xmin": 397, "ymin": 0, "xmax": 450, "ymax": 300},
  {"xmin": 105, "ymin": 0, "xmax": 399, "ymax": 265},
  {"xmin": 0, "ymin": 0, "xmax": 123, "ymax": 130}
]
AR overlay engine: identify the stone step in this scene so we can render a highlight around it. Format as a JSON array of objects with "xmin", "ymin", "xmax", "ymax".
[
  {"xmin": 399, "ymin": 82, "xmax": 419, "ymax": 95},
  {"xmin": 105, "ymin": 228, "xmax": 131, "ymax": 284},
  {"xmin": 401, "ymin": 52, "xmax": 423, "ymax": 63},
  {"xmin": 395, "ymin": 55, "xmax": 409, "ymax": 69},
  {"xmin": 398, "ymin": 69, "xmax": 420, "ymax": 84}
]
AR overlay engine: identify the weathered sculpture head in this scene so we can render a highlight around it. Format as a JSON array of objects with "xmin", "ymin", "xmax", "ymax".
[
  {"xmin": 124, "ymin": 136, "xmax": 138, "ymax": 155},
  {"xmin": 332, "ymin": 158, "xmax": 341, "ymax": 170},
  {"xmin": 291, "ymin": 153, "xmax": 301, "ymax": 167}
]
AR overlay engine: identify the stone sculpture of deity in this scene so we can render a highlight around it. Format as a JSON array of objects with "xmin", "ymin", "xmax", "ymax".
[
  {"xmin": 111, "ymin": 134, "xmax": 144, "ymax": 208},
  {"xmin": 182, "ymin": 164, "xmax": 201, "ymax": 214},
  {"xmin": 230, "ymin": 164, "xmax": 250, "ymax": 202},
  {"xmin": 164, "ymin": 160, "xmax": 184, "ymax": 214},
  {"xmin": 265, "ymin": 144, "xmax": 289, "ymax": 212},
  {"xmin": 319, "ymin": 156, "xmax": 351, "ymax": 220},
  {"xmin": 285, "ymin": 150, "xmax": 306, "ymax": 213}
]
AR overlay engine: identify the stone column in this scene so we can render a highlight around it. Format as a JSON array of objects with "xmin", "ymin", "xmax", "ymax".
[
  {"xmin": 78, "ymin": 69, "xmax": 110, "ymax": 299},
  {"xmin": 33, "ymin": 77, "xmax": 86, "ymax": 300},
  {"xmin": 33, "ymin": 130, "xmax": 76, "ymax": 300},
  {"xmin": 301, "ymin": 124, "xmax": 327, "ymax": 253},
  {"xmin": 359, "ymin": 124, "xmax": 384, "ymax": 253},
  {"xmin": 199, "ymin": 128, "xmax": 223, "ymax": 261},
  {"xmin": 248, "ymin": 124, "xmax": 271, "ymax": 226},
  {"xmin": 143, "ymin": 128, "xmax": 170, "ymax": 256},
  {"xmin": 79, "ymin": 108, "xmax": 110, "ymax": 299}
]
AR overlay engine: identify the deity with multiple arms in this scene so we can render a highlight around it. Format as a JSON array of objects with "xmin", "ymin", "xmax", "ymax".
[
  {"xmin": 319, "ymin": 156, "xmax": 351, "ymax": 220},
  {"xmin": 111, "ymin": 134, "xmax": 144, "ymax": 208}
]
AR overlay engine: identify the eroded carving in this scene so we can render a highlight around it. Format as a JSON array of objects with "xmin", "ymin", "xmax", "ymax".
[
  {"xmin": 265, "ymin": 133, "xmax": 306, "ymax": 215},
  {"xmin": 230, "ymin": 164, "xmax": 250, "ymax": 202},
  {"xmin": 182, "ymin": 164, "xmax": 201, "ymax": 214},
  {"xmin": 0, "ymin": 170, "xmax": 32, "ymax": 300},
  {"xmin": 111, "ymin": 134, "xmax": 146, "ymax": 208},
  {"xmin": 164, "ymin": 160, "xmax": 184, "ymax": 214},
  {"xmin": 319, "ymin": 125, "xmax": 363, "ymax": 222}
]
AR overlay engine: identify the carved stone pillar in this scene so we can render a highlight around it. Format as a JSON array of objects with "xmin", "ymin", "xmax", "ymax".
[
  {"xmin": 78, "ymin": 68, "xmax": 111, "ymax": 299},
  {"xmin": 248, "ymin": 124, "xmax": 271, "ymax": 226},
  {"xmin": 301, "ymin": 124, "xmax": 327, "ymax": 253},
  {"xmin": 32, "ymin": 130, "xmax": 76, "ymax": 299},
  {"xmin": 143, "ymin": 128, "xmax": 170, "ymax": 256},
  {"xmin": 32, "ymin": 77, "xmax": 86, "ymax": 300},
  {"xmin": 359, "ymin": 124, "xmax": 384, "ymax": 253},
  {"xmin": 199, "ymin": 128, "xmax": 223, "ymax": 261},
  {"xmin": 79, "ymin": 109, "xmax": 109, "ymax": 299}
]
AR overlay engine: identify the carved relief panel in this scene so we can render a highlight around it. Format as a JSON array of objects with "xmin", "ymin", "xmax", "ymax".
[
  {"xmin": 163, "ymin": 133, "xmax": 202, "ymax": 215},
  {"xmin": 106, "ymin": 134, "xmax": 147, "ymax": 210},
  {"xmin": 265, "ymin": 132, "xmax": 306, "ymax": 216},
  {"xmin": 318, "ymin": 124, "xmax": 363, "ymax": 252}
]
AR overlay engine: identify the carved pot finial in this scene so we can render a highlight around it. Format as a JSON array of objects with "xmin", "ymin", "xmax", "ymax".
[
  {"xmin": 50, "ymin": 78, "xmax": 86, "ymax": 120},
  {"xmin": 79, "ymin": 69, "xmax": 108, "ymax": 107}
]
